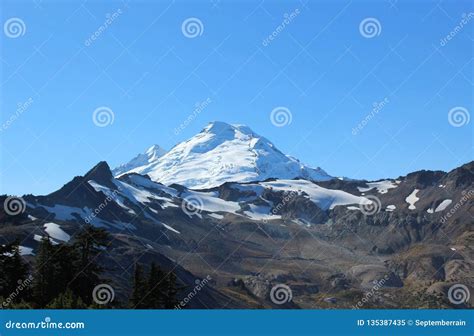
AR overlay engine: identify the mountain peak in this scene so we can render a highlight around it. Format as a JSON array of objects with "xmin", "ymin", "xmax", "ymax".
[
  {"xmin": 86, "ymin": 161, "xmax": 112, "ymax": 179},
  {"xmin": 203, "ymin": 121, "xmax": 256, "ymax": 138},
  {"xmin": 145, "ymin": 144, "xmax": 167, "ymax": 159},
  {"xmin": 113, "ymin": 122, "xmax": 332, "ymax": 189},
  {"xmin": 204, "ymin": 121, "xmax": 234, "ymax": 131},
  {"xmin": 85, "ymin": 161, "xmax": 114, "ymax": 187},
  {"xmin": 112, "ymin": 145, "xmax": 167, "ymax": 177},
  {"xmin": 204, "ymin": 121, "xmax": 243, "ymax": 131},
  {"xmin": 45, "ymin": 161, "xmax": 114, "ymax": 202}
]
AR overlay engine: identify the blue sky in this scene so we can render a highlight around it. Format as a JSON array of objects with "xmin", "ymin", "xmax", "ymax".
[{"xmin": 1, "ymin": 0, "xmax": 472, "ymax": 196}]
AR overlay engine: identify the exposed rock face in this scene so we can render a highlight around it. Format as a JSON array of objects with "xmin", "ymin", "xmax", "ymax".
[
  {"xmin": 347, "ymin": 265, "xmax": 403, "ymax": 289},
  {"xmin": 1, "ymin": 161, "xmax": 472, "ymax": 308}
]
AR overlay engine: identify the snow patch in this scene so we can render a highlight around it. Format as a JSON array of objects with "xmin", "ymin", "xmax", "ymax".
[
  {"xmin": 88, "ymin": 180, "xmax": 132, "ymax": 212},
  {"xmin": 435, "ymin": 199, "xmax": 452, "ymax": 212},
  {"xmin": 126, "ymin": 174, "xmax": 178, "ymax": 197},
  {"xmin": 19, "ymin": 246, "xmax": 34, "ymax": 256},
  {"xmin": 208, "ymin": 213, "xmax": 224, "ymax": 220},
  {"xmin": 44, "ymin": 223, "xmax": 71, "ymax": 242},
  {"xmin": 3, "ymin": 246, "xmax": 35, "ymax": 256},
  {"xmin": 386, "ymin": 205, "xmax": 396, "ymax": 212},
  {"xmin": 260, "ymin": 180, "xmax": 370, "ymax": 210},
  {"xmin": 358, "ymin": 180, "xmax": 398, "ymax": 194},
  {"xmin": 244, "ymin": 204, "xmax": 281, "ymax": 221},
  {"xmin": 182, "ymin": 190, "xmax": 241, "ymax": 214},
  {"xmin": 405, "ymin": 189, "xmax": 420, "ymax": 210},
  {"xmin": 161, "ymin": 223, "xmax": 180, "ymax": 234},
  {"xmin": 34, "ymin": 234, "xmax": 59, "ymax": 245},
  {"xmin": 38, "ymin": 204, "xmax": 82, "ymax": 221}
]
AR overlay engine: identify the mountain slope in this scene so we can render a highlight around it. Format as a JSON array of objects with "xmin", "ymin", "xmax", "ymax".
[
  {"xmin": 113, "ymin": 121, "xmax": 332, "ymax": 189},
  {"xmin": 2, "ymin": 160, "xmax": 472, "ymax": 308},
  {"xmin": 112, "ymin": 144, "xmax": 167, "ymax": 177}
]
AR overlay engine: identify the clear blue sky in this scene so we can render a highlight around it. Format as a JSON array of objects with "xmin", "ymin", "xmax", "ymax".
[{"xmin": 1, "ymin": 0, "xmax": 473, "ymax": 196}]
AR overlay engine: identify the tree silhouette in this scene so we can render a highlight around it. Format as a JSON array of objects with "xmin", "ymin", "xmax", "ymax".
[
  {"xmin": 130, "ymin": 263, "xmax": 147, "ymax": 308},
  {"xmin": 71, "ymin": 225, "xmax": 109, "ymax": 304},
  {"xmin": 145, "ymin": 262, "xmax": 166, "ymax": 308},
  {"xmin": 0, "ymin": 241, "xmax": 30, "ymax": 305},
  {"xmin": 32, "ymin": 236, "xmax": 57, "ymax": 307}
]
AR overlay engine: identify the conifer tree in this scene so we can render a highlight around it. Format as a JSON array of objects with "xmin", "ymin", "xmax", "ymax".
[
  {"xmin": 0, "ymin": 241, "xmax": 30, "ymax": 305},
  {"xmin": 130, "ymin": 263, "xmax": 147, "ymax": 308},
  {"xmin": 46, "ymin": 289, "xmax": 87, "ymax": 309},
  {"xmin": 71, "ymin": 225, "xmax": 109, "ymax": 304},
  {"xmin": 32, "ymin": 236, "xmax": 57, "ymax": 307},
  {"xmin": 163, "ymin": 272, "xmax": 179, "ymax": 309},
  {"xmin": 52, "ymin": 244, "xmax": 78, "ymax": 295},
  {"xmin": 2, "ymin": 226, "xmax": 112, "ymax": 308},
  {"xmin": 145, "ymin": 262, "xmax": 165, "ymax": 308}
]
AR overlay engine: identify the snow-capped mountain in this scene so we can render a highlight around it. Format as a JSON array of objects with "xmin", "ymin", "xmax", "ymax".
[
  {"xmin": 5, "ymin": 159, "xmax": 473, "ymax": 308},
  {"xmin": 113, "ymin": 121, "xmax": 332, "ymax": 189},
  {"xmin": 112, "ymin": 144, "xmax": 167, "ymax": 177}
]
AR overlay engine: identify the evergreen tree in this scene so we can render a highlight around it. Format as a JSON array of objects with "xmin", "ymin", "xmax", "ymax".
[
  {"xmin": 0, "ymin": 241, "xmax": 30, "ymax": 305},
  {"xmin": 163, "ymin": 272, "xmax": 179, "ymax": 309},
  {"xmin": 71, "ymin": 225, "xmax": 109, "ymax": 304},
  {"xmin": 52, "ymin": 244, "xmax": 78, "ymax": 295},
  {"xmin": 32, "ymin": 236, "xmax": 57, "ymax": 307},
  {"xmin": 9, "ymin": 300, "xmax": 34, "ymax": 309},
  {"xmin": 46, "ymin": 289, "xmax": 87, "ymax": 309},
  {"xmin": 33, "ymin": 237, "xmax": 87, "ymax": 307},
  {"xmin": 130, "ymin": 263, "xmax": 147, "ymax": 308},
  {"xmin": 3, "ymin": 226, "xmax": 112, "ymax": 309},
  {"xmin": 144, "ymin": 262, "xmax": 165, "ymax": 308}
]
